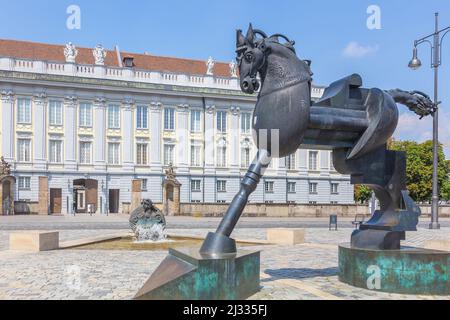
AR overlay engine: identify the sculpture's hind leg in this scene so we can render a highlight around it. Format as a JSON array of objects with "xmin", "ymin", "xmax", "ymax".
[{"xmin": 333, "ymin": 144, "xmax": 420, "ymax": 250}]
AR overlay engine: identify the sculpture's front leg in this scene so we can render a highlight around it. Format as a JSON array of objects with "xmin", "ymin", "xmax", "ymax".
[{"xmin": 200, "ymin": 150, "xmax": 271, "ymax": 256}]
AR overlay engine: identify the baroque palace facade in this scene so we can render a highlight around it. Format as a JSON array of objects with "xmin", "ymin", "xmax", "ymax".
[{"xmin": 0, "ymin": 39, "xmax": 354, "ymax": 215}]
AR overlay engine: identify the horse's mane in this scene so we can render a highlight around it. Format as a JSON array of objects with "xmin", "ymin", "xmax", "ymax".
[{"xmin": 252, "ymin": 31, "xmax": 297, "ymax": 54}]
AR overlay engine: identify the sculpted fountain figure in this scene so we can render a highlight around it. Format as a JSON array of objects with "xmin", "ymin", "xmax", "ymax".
[{"xmin": 129, "ymin": 199, "xmax": 166, "ymax": 241}]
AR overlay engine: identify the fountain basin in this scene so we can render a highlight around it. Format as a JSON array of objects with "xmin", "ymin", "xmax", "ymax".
[{"xmin": 65, "ymin": 235, "xmax": 263, "ymax": 251}]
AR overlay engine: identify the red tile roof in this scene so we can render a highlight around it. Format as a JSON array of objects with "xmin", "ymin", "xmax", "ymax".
[{"xmin": 0, "ymin": 39, "xmax": 232, "ymax": 77}]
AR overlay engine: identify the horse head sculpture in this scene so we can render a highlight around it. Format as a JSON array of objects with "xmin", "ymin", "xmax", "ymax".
[{"xmin": 236, "ymin": 24, "xmax": 313, "ymax": 157}]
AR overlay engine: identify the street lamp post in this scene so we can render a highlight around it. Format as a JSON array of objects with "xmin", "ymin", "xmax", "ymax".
[{"xmin": 408, "ymin": 12, "xmax": 450, "ymax": 229}]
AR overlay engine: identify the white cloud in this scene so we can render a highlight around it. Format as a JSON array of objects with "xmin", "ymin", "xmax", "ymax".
[
  {"xmin": 342, "ymin": 41, "xmax": 379, "ymax": 58},
  {"xmin": 394, "ymin": 110, "xmax": 450, "ymax": 158}
]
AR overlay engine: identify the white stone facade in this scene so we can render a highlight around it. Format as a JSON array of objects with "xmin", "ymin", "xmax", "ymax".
[{"xmin": 0, "ymin": 42, "xmax": 354, "ymax": 215}]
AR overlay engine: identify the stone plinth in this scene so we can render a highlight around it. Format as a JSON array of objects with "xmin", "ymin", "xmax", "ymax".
[
  {"xmin": 9, "ymin": 231, "xmax": 59, "ymax": 251},
  {"xmin": 424, "ymin": 240, "xmax": 450, "ymax": 252},
  {"xmin": 267, "ymin": 228, "xmax": 305, "ymax": 245},
  {"xmin": 339, "ymin": 243, "xmax": 450, "ymax": 295},
  {"xmin": 135, "ymin": 247, "xmax": 260, "ymax": 300}
]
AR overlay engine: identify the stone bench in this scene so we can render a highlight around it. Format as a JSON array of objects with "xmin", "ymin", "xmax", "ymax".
[
  {"xmin": 424, "ymin": 239, "xmax": 450, "ymax": 252},
  {"xmin": 9, "ymin": 231, "xmax": 59, "ymax": 251},
  {"xmin": 267, "ymin": 228, "xmax": 305, "ymax": 245}
]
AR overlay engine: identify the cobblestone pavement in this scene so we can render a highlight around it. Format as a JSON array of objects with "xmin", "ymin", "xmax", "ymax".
[{"xmin": 0, "ymin": 226, "xmax": 449, "ymax": 300}]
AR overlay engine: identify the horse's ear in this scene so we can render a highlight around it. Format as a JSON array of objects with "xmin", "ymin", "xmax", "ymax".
[
  {"xmin": 246, "ymin": 23, "xmax": 255, "ymax": 46},
  {"xmin": 236, "ymin": 29, "xmax": 246, "ymax": 48}
]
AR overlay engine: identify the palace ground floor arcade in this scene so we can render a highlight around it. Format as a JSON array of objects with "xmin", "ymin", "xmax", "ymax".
[{"xmin": 7, "ymin": 170, "xmax": 354, "ymax": 216}]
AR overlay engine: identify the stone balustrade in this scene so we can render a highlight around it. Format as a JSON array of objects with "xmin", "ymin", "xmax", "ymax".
[{"xmin": 0, "ymin": 56, "xmax": 243, "ymax": 91}]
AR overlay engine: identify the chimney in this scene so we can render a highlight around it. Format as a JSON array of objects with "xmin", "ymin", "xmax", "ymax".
[{"xmin": 115, "ymin": 45, "xmax": 122, "ymax": 67}]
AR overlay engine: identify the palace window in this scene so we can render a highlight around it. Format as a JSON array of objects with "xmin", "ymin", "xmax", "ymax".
[
  {"xmin": 164, "ymin": 108, "xmax": 175, "ymax": 131},
  {"xmin": 331, "ymin": 183, "xmax": 339, "ymax": 194},
  {"xmin": 108, "ymin": 105, "xmax": 120, "ymax": 129},
  {"xmin": 217, "ymin": 111, "xmax": 227, "ymax": 133},
  {"xmin": 190, "ymin": 110, "xmax": 201, "ymax": 132},
  {"xmin": 216, "ymin": 180, "xmax": 227, "ymax": 192},
  {"xmin": 108, "ymin": 142, "xmax": 120, "ymax": 165},
  {"xmin": 136, "ymin": 143, "xmax": 148, "ymax": 165},
  {"xmin": 309, "ymin": 182, "xmax": 318, "ymax": 194},
  {"xmin": 330, "ymin": 151, "xmax": 335, "ymax": 171},
  {"xmin": 49, "ymin": 100, "xmax": 63, "ymax": 126},
  {"xmin": 17, "ymin": 98, "xmax": 31, "ymax": 124},
  {"xmin": 79, "ymin": 142, "xmax": 92, "ymax": 164},
  {"xmin": 191, "ymin": 180, "xmax": 201, "ymax": 192},
  {"xmin": 141, "ymin": 179, "xmax": 148, "ymax": 191},
  {"xmin": 164, "ymin": 144, "xmax": 175, "ymax": 165},
  {"xmin": 241, "ymin": 147, "xmax": 250, "ymax": 168},
  {"xmin": 287, "ymin": 182, "xmax": 296, "ymax": 193},
  {"xmin": 286, "ymin": 153, "xmax": 296, "ymax": 170},
  {"xmin": 17, "ymin": 138, "xmax": 31, "ymax": 162},
  {"xmin": 49, "ymin": 140, "xmax": 62, "ymax": 163},
  {"xmin": 265, "ymin": 181, "xmax": 274, "ymax": 193},
  {"xmin": 136, "ymin": 106, "xmax": 148, "ymax": 129},
  {"xmin": 241, "ymin": 112, "xmax": 251, "ymax": 133},
  {"xmin": 79, "ymin": 103, "xmax": 92, "ymax": 127},
  {"xmin": 309, "ymin": 151, "xmax": 318, "ymax": 171},
  {"xmin": 18, "ymin": 177, "xmax": 31, "ymax": 190},
  {"xmin": 191, "ymin": 145, "xmax": 201, "ymax": 167},
  {"xmin": 217, "ymin": 146, "xmax": 227, "ymax": 167}
]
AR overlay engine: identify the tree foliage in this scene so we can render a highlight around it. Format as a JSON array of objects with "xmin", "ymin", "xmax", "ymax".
[
  {"xmin": 354, "ymin": 185, "xmax": 372, "ymax": 204},
  {"xmin": 389, "ymin": 139, "xmax": 450, "ymax": 202}
]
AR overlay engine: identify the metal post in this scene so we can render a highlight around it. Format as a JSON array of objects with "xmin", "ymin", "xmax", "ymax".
[
  {"xmin": 430, "ymin": 12, "xmax": 441, "ymax": 229},
  {"xmin": 410, "ymin": 13, "xmax": 450, "ymax": 228}
]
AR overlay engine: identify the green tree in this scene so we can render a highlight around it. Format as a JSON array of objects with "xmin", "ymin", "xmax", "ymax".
[
  {"xmin": 389, "ymin": 139, "xmax": 450, "ymax": 202},
  {"xmin": 354, "ymin": 185, "xmax": 372, "ymax": 204}
]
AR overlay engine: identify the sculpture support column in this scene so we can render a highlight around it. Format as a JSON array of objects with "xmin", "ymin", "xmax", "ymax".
[
  {"xmin": 93, "ymin": 97, "xmax": 106, "ymax": 171},
  {"xmin": 1, "ymin": 90, "xmax": 14, "ymax": 163},
  {"xmin": 200, "ymin": 150, "xmax": 271, "ymax": 255}
]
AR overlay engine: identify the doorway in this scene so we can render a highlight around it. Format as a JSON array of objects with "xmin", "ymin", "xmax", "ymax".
[
  {"xmin": 73, "ymin": 179, "xmax": 98, "ymax": 213},
  {"xmin": 109, "ymin": 189, "xmax": 120, "ymax": 213},
  {"xmin": 1, "ymin": 180, "xmax": 12, "ymax": 215},
  {"xmin": 50, "ymin": 188, "xmax": 62, "ymax": 215}
]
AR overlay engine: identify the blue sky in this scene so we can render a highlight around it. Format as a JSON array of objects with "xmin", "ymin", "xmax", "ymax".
[{"xmin": 1, "ymin": 0, "xmax": 450, "ymax": 156}]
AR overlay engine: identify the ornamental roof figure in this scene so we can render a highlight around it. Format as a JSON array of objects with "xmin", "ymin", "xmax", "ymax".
[
  {"xmin": 93, "ymin": 44, "xmax": 107, "ymax": 65},
  {"xmin": 0, "ymin": 156, "xmax": 11, "ymax": 175},
  {"xmin": 206, "ymin": 56, "xmax": 215, "ymax": 75},
  {"xmin": 229, "ymin": 60, "xmax": 237, "ymax": 77},
  {"xmin": 64, "ymin": 42, "xmax": 78, "ymax": 63}
]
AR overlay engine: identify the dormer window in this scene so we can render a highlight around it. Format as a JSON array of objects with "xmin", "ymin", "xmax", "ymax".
[{"xmin": 123, "ymin": 56, "xmax": 135, "ymax": 68}]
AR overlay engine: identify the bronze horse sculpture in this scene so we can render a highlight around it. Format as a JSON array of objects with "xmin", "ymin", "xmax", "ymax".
[{"xmin": 200, "ymin": 24, "xmax": 435, "ymax": 254}]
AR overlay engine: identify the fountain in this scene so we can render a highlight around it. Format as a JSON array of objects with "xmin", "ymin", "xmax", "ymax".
[{"xmin": 130, "ymin": 199, "xmax": 167, "ymax": 242}]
